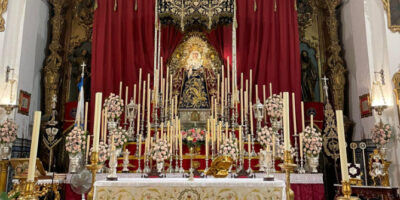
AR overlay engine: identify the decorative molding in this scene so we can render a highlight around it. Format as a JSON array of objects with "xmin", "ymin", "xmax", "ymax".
[
  {"xmin": 43, "ymin": 0, "xmax": 67, "ymax": 115},
  {"xmin": 325, "ymin": 0, "xmax": 346, "ymax": 110},
  {"xmin": 0, "ymin": 0, "xmax": 8, "ymax": 32}
]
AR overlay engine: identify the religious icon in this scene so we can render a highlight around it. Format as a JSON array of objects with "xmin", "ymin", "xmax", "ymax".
[
  {"xmin": 301, "ymin": 49, "xmax": 318, "ymax": 102},
  {"xmin": 179, "ymin": 48, "xmax": 210, "ymax": 109}
]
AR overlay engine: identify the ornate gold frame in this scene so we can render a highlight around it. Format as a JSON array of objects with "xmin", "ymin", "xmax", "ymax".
[
  {"xmin": 382, "ymin": 0, "xmax": 400, "ymax": 32},
  {"xmin": 392, "ymin": 69, "xmax": 400, "ymax": 120},
  {"xmin": 0, "ymin": 0, "xmax": 7, "ymax": 32}
]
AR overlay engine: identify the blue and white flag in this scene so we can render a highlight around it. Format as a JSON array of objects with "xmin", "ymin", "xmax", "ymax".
[{"xmin": 75, "ymin": 76, "xmax": 85, "ymax": 127}]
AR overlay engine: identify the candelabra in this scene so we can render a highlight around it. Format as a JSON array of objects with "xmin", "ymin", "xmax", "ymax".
[
  {"xmin": 293, "ymin": 133, "xmax": 299, "ymax": 166},
  {"xmin": 168, "ymin": 153, "xmax": 174, "ymax": 173},
  {"xmin": 126, "ymin": 104, "xmax": 136, "ymax": 140},
  {"xmin": 107, "ymin": 148, "xmax": 118, "ymax": 181},
  {"xmin": 135, "ymin": 135, "xmax": 141, "ymax": 157},
  {"xmin": 152, "ymin": 104, "xmax": 159, "ymax": 130},
  {"xmin": 179, "ymin": 155, "xmax": 184, "ymax": 174},
  {"xmin": 136, "ymin": 152, "xmax": 142, "ymax": 173},
  {"xmin": 143, "ymin": 152, "xmax": 150, "ymax": 174},
  {"xmin": 279, "ymin": 150, "xmax": 297, "ymax": 200},
  {"xmin": 231, "ymin": 105, "xmax": 238, "ymax": 128},
  {"xmin": 188, "ymin": 147, "xmax": 194, "ymax": 181},
  {"xmin": 298, "ymin": 156, "xmax": 305, "ymax": 174},
  {"xmin": 139, "ymin": 118, "xmax": 145, "ymax": 136},
  {"xmin": 203, "ymin": 155, "xmax": 209, "ymax": 177},
  {"xmin": 225, "ymin": 93, "xmax": 231, "ymax": 125},
  {"xmin": 337, "ymin": 181, "xmax": 353, "ymax": 200},
  {"xmin": 246, "ymin": 149, "xmax": 253, "ymax": 175},
  {"xmin": 122, "ymin": 149, "xmax": 130, "ymax": 173},
  {"xmin": 238, "ymin": 150, "xmax": 243, "ymax": 173},
  {"xmin": 175, "ymin": 148, "xmax": 179, "ymax": 173},
  {"xmin": 87, "ymin": 152, "xmax": 103, "ymax": 200}
]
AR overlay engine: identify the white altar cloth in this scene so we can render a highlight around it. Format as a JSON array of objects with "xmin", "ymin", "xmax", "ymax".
[{"xmin": 94, "ymin": 178, "xmax": 286, "ymax": 200}]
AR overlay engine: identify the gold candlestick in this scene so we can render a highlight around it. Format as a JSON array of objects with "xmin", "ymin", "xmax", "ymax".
[
  {"xmin": 18, "ymin": 180, "xmax": 38, "ymax": 200},
  {"xmin": 87, "ymin": 152, "xmax": 103, "ymax": 200},
  {"xmin": 336, "ymin": 181, "xmax": 352, "ymax": 200},
  {"xmin": 279, "ymin": 150, "xmax": 297, "ymax": 200}
]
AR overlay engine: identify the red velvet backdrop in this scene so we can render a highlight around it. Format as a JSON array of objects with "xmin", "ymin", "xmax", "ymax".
[{"xmin": 91, "ymin": 0, "xmax": 300, "ymax": 129}]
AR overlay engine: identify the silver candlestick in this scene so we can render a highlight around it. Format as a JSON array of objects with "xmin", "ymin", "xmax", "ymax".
[
  {"xmin": 122, "ymin": 149, "xmax": 130, "ymax": 173},
  {"xmin": 175, "ymin": 148, "xmax": 179, "ymax": 173},
  {"xmin": 179, "ymin": 158, "xmax": 184, "ymax": 174},
  {"xmin": 107, "ymin": 148, "xmax": 118, "ymax": 181},
  {"xmin": 168, "ymin": 153, "xmax": 174, "ymax": 173},
  {"xmin": 143, "ymin": 153, "xmax": 150, "ymax": 174}
]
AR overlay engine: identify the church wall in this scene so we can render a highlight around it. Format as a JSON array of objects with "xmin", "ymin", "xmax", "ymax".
[
  {"xmin": 341, "ymin": 0, "xmax": 400, "ymax": 187},
  {"xmin": 0, "ymin": 0, "xmax": 49, "ymax": 153}
]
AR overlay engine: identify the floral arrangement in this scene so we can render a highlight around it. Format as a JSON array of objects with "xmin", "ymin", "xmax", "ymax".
[
  {"xmin": 302, "ymin": 126, "xmax": 323, "ymax": 157},
  {"xmin": 219, "ymin": 138, "xmax": 239, "ymax": 161},
  {"xmin": 257, "ymin": 126, "xmax": 274, "ymax": 148},
  {"xmin": 65, "ymin": 126, "xmax": 86, "ymax": 155},
  {"xmin": 371, "ymin": 123, "xmax": 392, "ymax": 146},
  {"xmin": 182, "ymin": 128, "xmax": 206, "ymax": 147},
  {"xmin": 103, "ymin": 93, "xmax": 124, "ymax": 120},
  {"xmin": 0, "ymin": 119, "xmax": 18, "ymax": 144},
  {"xmin": 151, "ymin": 139, "xmax": 171, "ymax": 163},
  {"xmin": 108, "ymin": 126, "xmax": 128, "ymax": 148},
  {"xmin": 265, "ymin": 94, "xmax": 283, "ymax": 119},
  {"xmin": 90, "ymin": 141, "xmax": 109, "ymax": 163}
]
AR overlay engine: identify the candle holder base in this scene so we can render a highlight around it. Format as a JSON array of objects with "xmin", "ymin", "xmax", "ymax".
[
  {"xmin": 263, "ymin": 176, "xmax": 274, "ymax": 181},
  {"xmin": 297, "ymin": 166, "xmax": 305, "ymax": 174},
  {"xmin": 87, "ymin": 152, "xmax": 103, "ymax": 200}
]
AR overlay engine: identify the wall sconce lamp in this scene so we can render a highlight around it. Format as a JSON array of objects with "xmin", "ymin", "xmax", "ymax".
[
  {"xmin": 371, "ymin": 80, "xmax": 387, "ymax": 116},
  {"xmin": 374, "ymin": 69, "xmax": 385, "ymax": 85}
]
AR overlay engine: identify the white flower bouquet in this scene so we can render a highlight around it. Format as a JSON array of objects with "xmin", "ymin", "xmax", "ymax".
[
  {"xmin": 108, "ymin": 126, "xmax": 128, "ymax": 148},
  {"xmin": 103, "ymin": 93, "xmax": 124, "ymax": 120},
  {"xmin": 0, "ymin": 119, "xmax": 18, "ymax": 144},
  {"xmin": 219, "ymin": 138, "xmax": 239, "ymax": 161},
  {"xmin": 265, "ymin": 94, "xmax": 283, "ymax": 119},
  {"xmin": 371, "ymin": 123, "xmax": 392, "ymax": 146},
  {"xmin": 65, "ymin": 126, "xmax": 86, "ymax": 155},
  {"xmin": 302, "ymin": 126, "xmax": 323, "ymax": 157},
  {"xmin": 151, "ymin": 139, "xmax": 171, "ymax": 163},
  {"xmin": 90, "ymin": 141, "xmax": 109, "ymax": 163},
  {"xmin": 257, "ymin": 126, "xmax": 274, "ymax": 148}
]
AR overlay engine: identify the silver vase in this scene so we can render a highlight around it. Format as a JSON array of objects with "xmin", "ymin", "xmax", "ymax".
[
  {"xmin": 306, "ymin": 154, "xmax": 319, "ymax": 173},
  {"xmin": 108, "ymin": 121, "xmax": 118, "ymax": 130},
  {"xmin": 116, "ymin": 148, "xmax": 122, "ymax": 157},
  {"xmin": 157, "ymin": 161, "xmax": 164, "ymax": 173},
  {"xmin": 69, "ymin": 152, "xmax": 82, "ymax": 174},
  {"xmin": 0, "ymin": 143, "xmax": 12, "ymax": 160}
]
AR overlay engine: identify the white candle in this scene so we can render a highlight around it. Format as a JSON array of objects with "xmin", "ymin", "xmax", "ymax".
[
  {"xmin": 283, "ymin": 92, "xmax": 290, "ymax": 150},
  {"xmin": 311, "ymin": 114, "xmax": 314, "ymax": 130},
  {"xmin": 301, "ymin": 101, "xmax": 305, "ymax": 132},
  {"xmin": 133, "ymin": 84, "xmax": 136, "ymax": 105},
  {"xmin": 84, "ymin": 102, "xmax": 88, "ymax": 132},
  {"xmin": 136, "ymin": 104, "xmax": 141, "ymax": 135},
  {"xmin": 138, "ymin": 134, "xmax": 142, "ymax": 157},
  {"xmin": 292, "ymin": 93, "xmax": 297, "ymax": 134},
  {"xmin": 227, "ymin": 57, "xmax": 230, "ymax": 93},
  {"xmin": 142, "ymin": 81, "xmax": 146, "ymax": 120},
  {"xmin": 125, "ymin": 86, "xmax": 129, "ymax": 124},
  {"xmin": 86, "ymin": 135, "xmax": 90, "ymax": 164},
  {"xmin": 119, "ymin": 81, "xmax": 122, "ymax": 97},
  {"xmin": 269, "ymin": 83, "xmax": 272, "ymax": 97},
  {"xmin": 336, "ymin": 110, "xmax": 349, "ymax": 182},
  {"xmin": 299, "ymin": 132, "xmax": 303, "ymax": 160},
  {"xmin": 27, "ymin": 111, "xmax": 41, "ymax": 182},
  {"xmin": 138, "ymin": 68, "xmax": 142, "ymax": 103},
  {"xmin": 93, "ymin": 93, "xmax": 102, "ymax": 152},
  {"xmin": 247, "ymin": 134, "xmax": 251, "ymax": 157},
  {"xmin": 239, "ymin": 126, "xmax": 242, "ymax": 154},
  {"xmin": 250, "ymin": 102, "xmax": 254, "ymax": 134},
  {"xmin": 249, "ymin": 69, "xmax": 253, "ymax": 102}
]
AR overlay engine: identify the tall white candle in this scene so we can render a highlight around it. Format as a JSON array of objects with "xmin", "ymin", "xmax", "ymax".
[
  {"xmin": 27, "ymin": 111, "xmax": 42, "ymax": 182},
  {"xmin": 283, "ymin": 92, "xmax": 290, "ymax": 150},
  {"xmin": 299, "ymin": 132, "xmax": 303, "ymax": 160},
  {"xmin": 138, "ymin": 68, "xmax": 142, "ymax": 104},
  {"xmin": 292, "ymin": 93, "xmax": 297, "ymax": 134},
  {"xmin": 93, "ymin": 93, "xmax": 102, "ymax": 152},
  {"xmin": 301, "ymin": 101, "xmax": 305, "ymax": 132},
  {"xmin": 125, "ymin": 86, "xmax": 129, "ymax": 124},
  {"xmin": 119, "ymin": 81, "xmax": 122, "ymax": 97},
  {"xmin": 142, "ymin": 81, "xmax": 146, "ymax": 120},
  {"xmin": 336, "ymin": 110, "xmax": 349, "ymax": 182}
]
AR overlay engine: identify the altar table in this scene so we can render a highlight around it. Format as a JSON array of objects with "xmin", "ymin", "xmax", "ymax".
[{"xmin": 93, "ymin": 178, "xmax": 286, "ymax": 200}]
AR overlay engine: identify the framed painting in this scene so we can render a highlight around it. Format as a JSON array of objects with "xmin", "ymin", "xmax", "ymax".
[
  {"xmin": 359, "ymin": 94, "xmax": 372, "ymax": 118},
  {"xmin": 18, "ymin": 90, "xmax": 31, "ymax": 115},
  {"xmin": 382, "ymin": 0, "xmax": 400, "ymax": 32}
]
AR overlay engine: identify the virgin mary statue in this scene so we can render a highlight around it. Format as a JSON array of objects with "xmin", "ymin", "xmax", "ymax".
[{"xmin": 178, "ymin": 50, "xmax": 210, "ymax": 108}]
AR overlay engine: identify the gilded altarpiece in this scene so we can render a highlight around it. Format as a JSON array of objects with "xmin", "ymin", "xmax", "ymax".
[{"xmin": 41, "ymin": 0, "xmax": 94, "ymax": 172}]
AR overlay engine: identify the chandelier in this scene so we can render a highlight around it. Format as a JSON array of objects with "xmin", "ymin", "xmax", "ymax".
[{"xmin": 159, "ymin": 0, "xmax": 234, "ymax": 31}]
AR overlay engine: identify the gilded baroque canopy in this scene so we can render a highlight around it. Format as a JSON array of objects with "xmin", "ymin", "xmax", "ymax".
[{"xmin": 159, "ymin": 0, "xmax": 233, "ymax": 31}]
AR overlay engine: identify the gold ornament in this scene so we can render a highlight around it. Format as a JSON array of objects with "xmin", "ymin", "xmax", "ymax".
[{"xmin": 206, "ymin": 155, "xmax": 233, "ymax": 178}]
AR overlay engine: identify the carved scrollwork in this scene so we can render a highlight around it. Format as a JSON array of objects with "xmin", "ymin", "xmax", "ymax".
[
  {"xmin": 325, "ymin": 0, "xmax": 346, "ymax": 110},
  {"xmin": 43, "ymin": 0, "xmax": 67, "ymax": 115}
]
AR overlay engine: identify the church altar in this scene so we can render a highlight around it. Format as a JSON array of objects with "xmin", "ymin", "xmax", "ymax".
[
  {"xmin": 64, "ymin": 173, "xmax": 324, "ymax": 200},
  {"xmin": 93, "ymin": 178, "xmax": 285, "ymax": 200}
]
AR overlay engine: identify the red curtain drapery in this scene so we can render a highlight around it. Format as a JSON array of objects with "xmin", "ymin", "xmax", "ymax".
[{"xmin": 90, "ymin": 0, "xmax": 301, "ymax": 130}]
